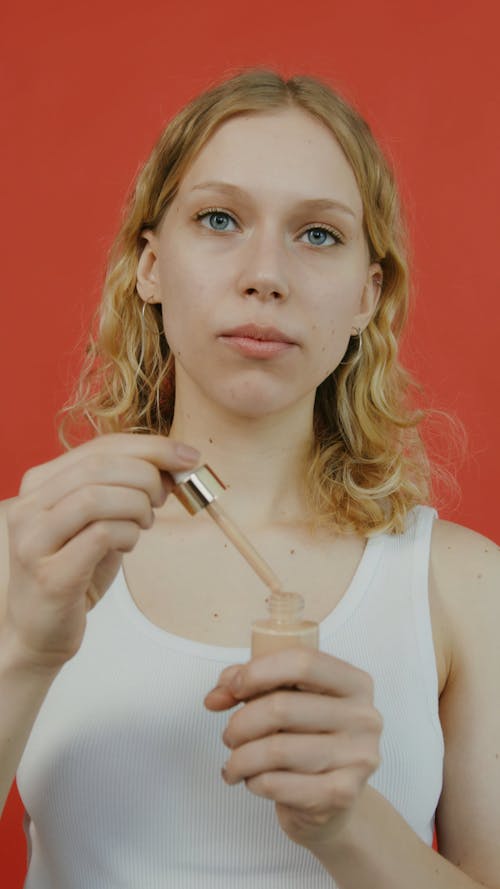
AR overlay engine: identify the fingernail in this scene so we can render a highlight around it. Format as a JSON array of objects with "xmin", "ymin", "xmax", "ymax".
[{"xmin": 174, "ymin": 443, "xmax": 201, "ymax": 465}]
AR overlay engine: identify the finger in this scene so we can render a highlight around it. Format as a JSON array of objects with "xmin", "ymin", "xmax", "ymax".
[
  {"xmin": 25, "ymin": 455, "xmax": 168, "ymax": 512},
  {"xmin": 16, "ymin": 486, "xmax": 155, "ymax": 561},
  {"xmin": 242, "ymin": 766, "xmax": 361, "ymax": 814},
  {"xmin": 43, "ymin": 519, "xmax": 143, "ymax": 590},
  {"xmin": 214, "ymin": 663, "xmax": 248, "ymax": 688},
  {"xmin": 222, "ymin": 691, "xmax": 377, "ymax": 746},
  {"xmin": 203, "ymin": 686, "xmax": 241, "ymax": 711},
  {"xmin": 18, "ymin": 433, "xmax": 200, "ymax": 497},
  {"xmin": 224, "ymin": 649, "xmax": 373, "ymax": 701},
  {"xmin": 223, "ymin": 732, "xmax": 377, "ymax": 785},
  {"xmin": 204, "ymin": 665, "xmax": 246, "ymax": 710}
]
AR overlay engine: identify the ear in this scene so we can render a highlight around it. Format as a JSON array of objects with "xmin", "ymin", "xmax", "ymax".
[
  {"xmin": 136, "ymin": 230, "xmax": 161, "ymax": 304},
  {"xmin": 352, "ymin": 262, "xmax": 383, "ymax": 331}
]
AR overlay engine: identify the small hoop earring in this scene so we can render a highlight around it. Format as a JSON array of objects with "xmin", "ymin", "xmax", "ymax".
[
  {"xmin": 339, "ymin": 328, "xmax": 363, "ymax": 367},
  {"xmin": 352, "ymin": 327, "xmax": 363, "ymax": 360},
  {"xmin": 351, "ymin": 327, "xmax": 363, "ymax": 362},
  {"xmin": 138, "ymin": 296, "xmax": 158, "ymax": 371},
  {"xmin": 141, "ymin": 295, "xmax": 156, "ymax": 322}
]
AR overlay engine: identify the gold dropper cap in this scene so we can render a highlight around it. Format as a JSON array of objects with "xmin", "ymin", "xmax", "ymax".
[{"xmin": 171, "ymin": 465, "xmax": 226, "ymax": 515}]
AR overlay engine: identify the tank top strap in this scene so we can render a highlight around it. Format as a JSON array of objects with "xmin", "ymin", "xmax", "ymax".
[{"xmin": 409, "ymin": 505, "xmax": 442, "ymax": 741}]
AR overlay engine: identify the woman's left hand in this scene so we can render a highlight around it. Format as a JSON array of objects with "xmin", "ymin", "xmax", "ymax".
[{"xmin": 204, "ymin": 649, "xmax": 383, "ymax": 849}]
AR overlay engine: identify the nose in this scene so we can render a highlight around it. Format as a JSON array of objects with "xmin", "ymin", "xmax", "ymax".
[{"xmin": 236, "ymin": 228, "xmax": 290, "ymax": 302}]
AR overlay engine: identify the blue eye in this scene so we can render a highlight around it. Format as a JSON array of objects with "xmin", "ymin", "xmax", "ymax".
[
  {"xmin": 196, "ymin": 209, "xmax": 236, "ymax": 231},
  {"xmin": 301, "ymin": 227, "xmax": 340, "ymax": 247}
]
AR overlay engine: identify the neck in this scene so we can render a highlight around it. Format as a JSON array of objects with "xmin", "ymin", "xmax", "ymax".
[{"xmin": 168, "ymin": 388, "xmax": 315, "ymax": 529}]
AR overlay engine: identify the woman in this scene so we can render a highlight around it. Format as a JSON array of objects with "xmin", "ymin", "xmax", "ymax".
[{"xmin": 1, "ymin": 69, "xmax": 498, "ymax": 888}]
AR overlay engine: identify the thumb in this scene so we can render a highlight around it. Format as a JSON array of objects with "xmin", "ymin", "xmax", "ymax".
[{"xmin": 203, "ymin": 664, "xmax": 244, "ymax": 711}]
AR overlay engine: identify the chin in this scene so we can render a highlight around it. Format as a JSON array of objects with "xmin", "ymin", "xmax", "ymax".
[
  {"xmin": 231, "ymin": 406, "xmax": 281, "ymax": 421},
  {"xmin": 220, "ymin": 398, "xmax": 282, "ymax": 420},
  {"xmin": 186, "ymin": 369, "xmax": 314, "ymax": 420},
  {"xmin": 216, "ymin": 386, "xmax": 309, "ymax": 421}
]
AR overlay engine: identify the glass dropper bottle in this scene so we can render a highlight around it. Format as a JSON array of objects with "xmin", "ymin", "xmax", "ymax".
[{"xmin": 171, "ymin": 465, "xmax": 319, "ymax": 655}]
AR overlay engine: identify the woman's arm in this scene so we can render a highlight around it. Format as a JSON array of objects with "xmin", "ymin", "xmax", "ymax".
[
  {"xmin": 206, "ymin": 519, "xmax": 500, "ymax": 888},
  {"xmin": 290, "ymin": 522, "xmax": 500, "ymax": 889},
  {"xmin": 433, "ymin": 521, "xmax": 499, "ymax": 881},
  {"xmin": 0, "ymin": 500, "xmax": 63, "ymax": 817},
  {"xmin": 309, "ymin": 520, "xmax": 500, "ymax": 888}
]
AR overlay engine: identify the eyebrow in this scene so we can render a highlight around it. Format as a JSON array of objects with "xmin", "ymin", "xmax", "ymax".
[{"xmin": 190, "ymin": 180, "xmax": 357, "ymax": 220}]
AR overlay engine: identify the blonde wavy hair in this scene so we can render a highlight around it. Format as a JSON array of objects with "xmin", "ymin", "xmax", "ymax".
[{"xmin": 58, "ymin": 67, "xmax": 440, "ymax": 536}]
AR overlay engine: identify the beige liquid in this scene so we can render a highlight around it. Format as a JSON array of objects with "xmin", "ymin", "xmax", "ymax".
[{"xmin": 251, "ymin": 619, "xmax": 319, "ymax": 656}]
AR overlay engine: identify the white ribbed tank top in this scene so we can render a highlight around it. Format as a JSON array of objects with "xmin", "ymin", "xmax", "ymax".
[{"xmin": 17, "ymin": 505, "xmax": 444, "ymax": 889}]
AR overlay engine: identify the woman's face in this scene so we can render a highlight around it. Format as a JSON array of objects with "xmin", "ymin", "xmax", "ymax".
[{"xmin": 138, "ymin": 107, "xmax": 382, "ymax": 419}]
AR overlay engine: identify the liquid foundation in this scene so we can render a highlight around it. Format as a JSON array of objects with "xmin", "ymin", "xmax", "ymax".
[
  {"xmin": 250, "ymin": 590, "xmax": 318, "ymax": 656},
  {"xmin": 171, "ymin": 465, "xmax": 319, "ymax": 655}
]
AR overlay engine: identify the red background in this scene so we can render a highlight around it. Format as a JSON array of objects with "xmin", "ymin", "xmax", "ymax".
[{"xmin": 1, "ymin": 1, "xmax": 499, "ymax": 884}]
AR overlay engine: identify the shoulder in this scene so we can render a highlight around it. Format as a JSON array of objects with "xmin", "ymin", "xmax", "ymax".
[
  {"xmin": 430, "ymin": 517, "xmax": 498, "ymax": 594},
  {"xmin": 429, "ymin": 517, "xmax": 499, "ymax": 690}
]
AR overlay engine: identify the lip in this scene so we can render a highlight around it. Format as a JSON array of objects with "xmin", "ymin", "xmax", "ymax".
[
  {"xmin": 219, "ymin": 337, "xmax": 296, "ymax": 359},
  {"xmin": 218, "ymin": 323, "xmax": 299, "ymax": 360},
  {"xmin": 219, "ymin": 324, "xmax": 297, "ymax": 344}
]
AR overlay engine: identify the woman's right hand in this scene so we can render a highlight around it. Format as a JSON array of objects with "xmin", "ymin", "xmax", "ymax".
[{"xmin": 3, "ymin": 433, "xmax": 200, "ymax": 672}]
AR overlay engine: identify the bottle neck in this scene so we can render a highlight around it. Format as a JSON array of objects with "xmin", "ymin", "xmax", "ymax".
[{"xmin": 266, "ymin": 592, "xmax": 305, "ymax": 625}]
